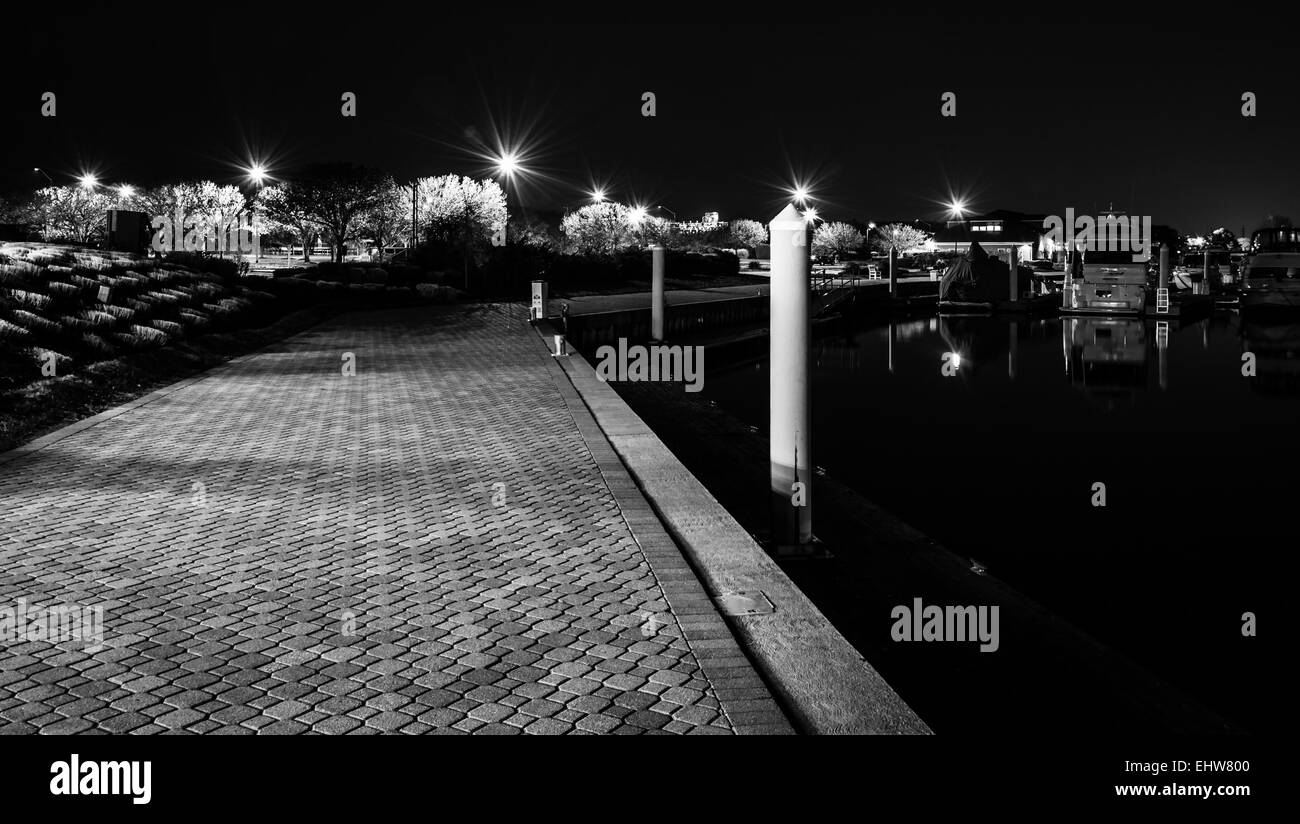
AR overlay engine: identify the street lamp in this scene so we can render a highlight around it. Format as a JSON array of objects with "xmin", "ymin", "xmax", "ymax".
[
  {"xmin": 590, "ymin": 188, "xmax": 606, "ymax": 204},
  {"xmin": 33, "ymin": 167, "xmax": 53, "ymax": 184},
  {"xmin": 246, "ymin": 163, "xmax": 268, "ymax": 187},
  {"xmin": 948, "ymin": 200, "xmax": 967, "ymax": 253},
  {"xmin": 493, "ymin": 152, "xmax": 524, "ymax": 291},
  {"xmin": 79, "ymin": 174, "xmax": 99, "ymax": 190}
]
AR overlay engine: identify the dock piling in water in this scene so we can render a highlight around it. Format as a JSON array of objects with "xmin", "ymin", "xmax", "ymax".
[
  {"xmin": 651, "ymin": 243, "xmax": 665, "ymax": 342},
  {"xmin": 769, "ymin": 204, "xmax": 813, "ymax": 547}
]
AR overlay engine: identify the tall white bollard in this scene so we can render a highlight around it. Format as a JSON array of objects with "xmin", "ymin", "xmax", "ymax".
[
  {"xmin": 1202, "ymin": 249, "xmax": 1212, "ymax": 295},
  {"xmin": 888, "ymin": 320, "xmax": 895, "ymax": 374},
  {"xmin": 769, "ymin": 204, "xmax": 812, "ymax": 547},
  {"xmin": 1008, "ymin": 320, "xmax": 1018, "ymax": 380},
  {"xmin": 1159, "ymin": 243, "xmax": 1170, "ymax": 290},
  {"xmin": 1007, "ymin": 248, "xmax": 1019, "ymax": 301},
  {"xmin": 650, "ymin": 244, "xmax": 666, "ymax": 342},
  {"xmin": 888, "ymin": 246, "xmax": 898, "ymax": 299}
]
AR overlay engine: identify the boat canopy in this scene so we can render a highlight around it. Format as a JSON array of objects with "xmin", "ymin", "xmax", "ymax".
[{"xmin": 939, "ymin": 241, "xmax": 1012, "ymax": 302}]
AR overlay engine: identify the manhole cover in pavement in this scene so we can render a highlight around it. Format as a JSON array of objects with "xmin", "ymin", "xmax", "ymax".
[{"xmin": 715, "ymin": 590, "xmax": 775, "ymax": 616}]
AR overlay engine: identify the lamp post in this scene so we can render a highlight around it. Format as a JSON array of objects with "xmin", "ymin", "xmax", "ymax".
[
  {"xmin": 33, "ymin": 168, "xmax": 53, "ymax": 185},
  {"xmin": 948, "ymin": 200, "xmax": 966, "ymax": 254},
  {"xmin": 243, "ymin": 161, "xmax": 270, "ymax": 261},
  {"xmin": 494, "ymin": 152, "xmax": 522, "ymax": 293},
  {"xmin": 410, "ymin": 179, "xmax": 419, "ymax": 261}
]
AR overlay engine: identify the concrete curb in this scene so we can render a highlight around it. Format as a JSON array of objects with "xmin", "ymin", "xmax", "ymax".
[{"xmin": 537, "ymin": 321, "xmax": 931, "ymax": 735}]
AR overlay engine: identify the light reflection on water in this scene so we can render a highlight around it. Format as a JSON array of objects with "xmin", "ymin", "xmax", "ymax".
[{"xmin": 702, "ymin": 312, "xmax": 1293, "ymax": 732}]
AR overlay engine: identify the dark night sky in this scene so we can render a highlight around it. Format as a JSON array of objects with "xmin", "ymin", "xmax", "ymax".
[{"xmin": 4, "ymin": 4, "xmax": 1298, "ymax": 235}]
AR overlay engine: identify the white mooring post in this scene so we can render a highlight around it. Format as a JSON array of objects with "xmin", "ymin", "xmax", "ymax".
[
  {"xmin": 1008, "ymin": 320, "xmax": 1018, "ymax": 380},
  {"xmin": 769, "ymin": 204, "xmax": 812, "ymax": 547},
  {"xmin": 1007, "ymin": 248, "xmax": 1019, "ymax": 301},
  {"xmin": 888, "ymin": 246, "xmax": 898, "ymax": 299},
  {"xmin": 1202, "ymin": 249, "xmax": 1212, "ymax": 296},
  {"xmin": 1157, "ymin": 243, "xmax": 1170, "ymax": 314},
  {"xmin": 650, "ymin": 243, "xmax": 665, "ymax": 342}
]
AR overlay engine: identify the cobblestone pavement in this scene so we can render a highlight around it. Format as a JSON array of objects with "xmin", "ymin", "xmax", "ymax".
[{"xmin": 0, "ymin": 304, "xmax": 789, "ymax": 734}]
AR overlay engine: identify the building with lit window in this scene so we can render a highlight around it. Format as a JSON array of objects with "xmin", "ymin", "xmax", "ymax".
[{"xmin": 931, "ymin": 210, "xmax": 1056, "ymax": 262}]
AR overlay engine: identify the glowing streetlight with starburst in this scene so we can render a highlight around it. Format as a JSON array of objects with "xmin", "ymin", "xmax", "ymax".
[
  {"xmin": 496, "ymin": 152, "xmax": 520, "ymax": 179},
  {"xmin": 628, "ymin": 205, "xmax": 648, "ymax": 226},
  {"xmin": 247, "ymin": 163, "xmax": 269, "ymax": 187},
  {"xmin": 590, "ymin": 188, "xmax": 606, "ymax": 204},
  {"xmin": 78, "ymin": 174, "xmax": 99, "ymax": 190}
]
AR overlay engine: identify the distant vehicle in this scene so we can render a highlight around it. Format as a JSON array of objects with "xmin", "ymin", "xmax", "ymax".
[{"xmin": 1240, "ymin": 227, "xmax": 1300, "ymax": 313}]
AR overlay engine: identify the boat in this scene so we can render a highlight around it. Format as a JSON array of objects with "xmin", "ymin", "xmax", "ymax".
[
  {"xmin": 1171, "ymin": 249, "xmax": 1230, "ymax": 292},
  {"xmin": 938, "ymin": 242, "xmax": 1057, "ymax": 315},
  {"xmin": 1240, "ymin": 227, "xmax": 1300, "ymax": 314},
  {"xmin": 1058, "ymin": 208, "xmax": 1149, "ymax": 315}
]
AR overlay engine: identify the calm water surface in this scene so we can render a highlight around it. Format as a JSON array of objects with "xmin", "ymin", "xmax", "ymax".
[{"xmin": 702, "ymin": 312, "xmax": 1289, "ymax": 730}]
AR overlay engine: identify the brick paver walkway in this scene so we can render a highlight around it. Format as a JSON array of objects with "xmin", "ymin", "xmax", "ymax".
[{"xmin": 0, "ymin": 304, "xmax": 785, "ymax": 734}]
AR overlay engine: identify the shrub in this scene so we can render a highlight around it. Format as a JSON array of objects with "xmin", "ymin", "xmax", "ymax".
[
  {"xmin": 415, "ymin": 283, "xmax": 456, "ymax": 302},
  {"xmin": 9, "ymin": 289, "xmax": 51, "ymax": 309},
  {"xmin": 163, "ymin": 251, "xmax": 239, "ymax": 280},
  {"xmin": 10, "ymin": 310, "xmax": 57, "ymax": 334},
  {"xmin": 80, "ymin": 333, "xmax": 115, "ymax": 354},
  {"xmin": 0, "ymin": 318, "xmax": 31, "ymax": 339},
  {"xmin": 385, "ymin": 264, "xmax": 425, "ymax": 287},
  {"xmin": 748, "ymin": 260, "xmax": 762, "ymax": 271}
]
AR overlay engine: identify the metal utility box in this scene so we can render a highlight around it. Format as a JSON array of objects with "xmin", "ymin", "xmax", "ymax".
[{"xmin": 106, "ymin": 210, "xmax": 150, "ymax": 253}]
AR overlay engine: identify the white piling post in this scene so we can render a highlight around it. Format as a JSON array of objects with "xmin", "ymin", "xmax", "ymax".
[
  {"xmin": 888, "ymin": 246, "xmax": 898, "ymax": 299},
  {"xmin": 651, "ymin": 243, "xmax": 665, "ymax": 342},
  {"xmin": 769, "ymin": 204, "xmax": 812, "ymax": 547},
  {"xmin": 1009, "ymin": 321, "xmax": 1019, "ymax": 380},
  {"xmin": 1157, "ymin": 243, "xmax": 1171, "ymax": 314},
  {"xmin": 1202, "ymin": 249, "xmax": 1211, "ymax": 295},
  {"xmin": 1007, "ymin": 248, "xmax": 1019, "ymax": 301},
  {"xmin": 888, "ymin": 320, "xmax": 895, "ymax": 374}
]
